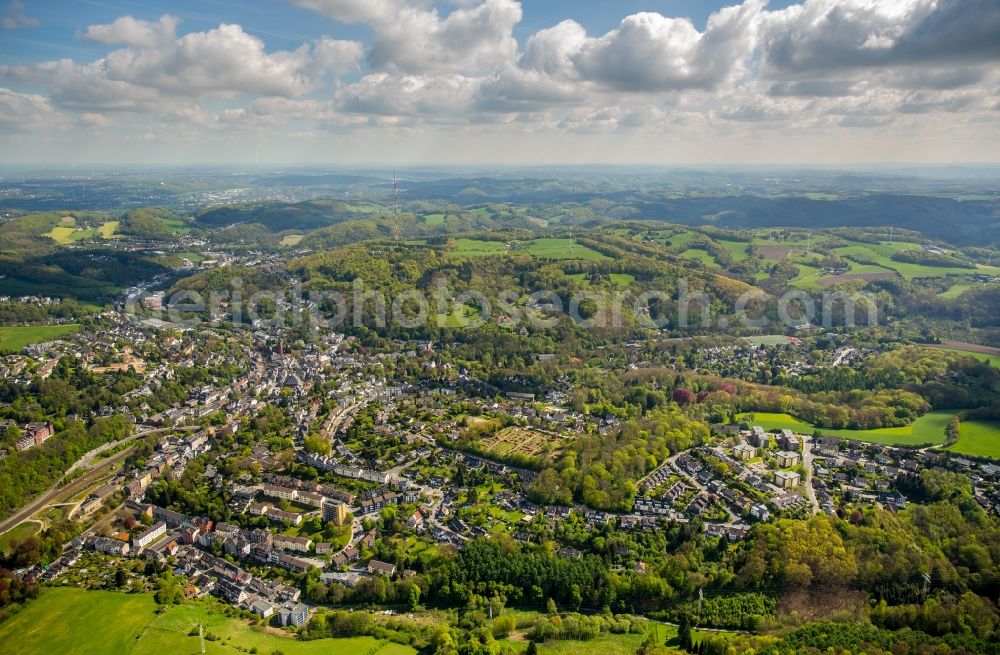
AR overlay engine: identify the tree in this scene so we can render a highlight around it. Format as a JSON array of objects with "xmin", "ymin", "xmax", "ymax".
[
  {"xmin": 525, "ymin": 641, "xmax": 538, "ymax": 655},
  {"xmin": 302, "ymin": 434, "xmax": 331, "ymax": 456},
  {"xmin": 677, "ymin": 613, "xmax": 693, "ymax": 652},
  {"xmin": 672, "ymin": 388, "xmax": 694, "ymax": 406}
]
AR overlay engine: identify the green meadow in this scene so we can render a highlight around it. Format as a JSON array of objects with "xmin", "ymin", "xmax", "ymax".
[
  {"xmin": 0, "ymin": 588, "xmax": 415, "ymax": 655},
  {"xmin": 523, "ymin": 238, "xmax": 609, "ymax": 261},
  {"xmin": 451, "ymin": 237, "xmax": 608, "ymax": 261},
  {"xmin": 946, "ymin": 420, "xmax": 1000, "ymax": 459},
  {"xmin": 0, "ymin": 324, "xmax": 82, "ymax": 353},
  {"xmin": 739, "ymin": 410, "xmax": 958, "ymax": 446},
  {"xmin": 451, "ymin": 237, "xmax": 507, "ymax": 257}
]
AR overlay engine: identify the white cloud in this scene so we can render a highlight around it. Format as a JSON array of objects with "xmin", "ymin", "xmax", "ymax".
[
  {"xmin": 1, "ymin": 18, "xmax": 364, "ymax": 115},
  {"xmin": 0, "ymin": 1, "xmax": 38, "ymax": 30},
  {"xmin": 0, "ymin": 87, "xmax": 60, "ymax": 127},
  {"xmin": 82, "ymin": 14, "xmax": 180, "ymax": 47},
  {"xmin": 290, "ymin": 0, "xmax": 403, "ymax": 24},
  {"xmin": 759, "ymin": 0, "xmax": 1000, "ymax": 77},
  {"xmin": 1, "ymin": 0, "xmax": 999, "ymax": 161}
]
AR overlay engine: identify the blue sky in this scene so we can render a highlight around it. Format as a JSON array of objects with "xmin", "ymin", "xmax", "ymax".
[{"xmin": 0, "ymin": 0, "xmax": 997, "ymax": 164}]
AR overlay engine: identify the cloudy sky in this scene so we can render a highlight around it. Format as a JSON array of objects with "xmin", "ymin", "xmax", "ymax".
[{"xmin": 0, "ymin": 0, "xmax": 998, "ymax": 165}]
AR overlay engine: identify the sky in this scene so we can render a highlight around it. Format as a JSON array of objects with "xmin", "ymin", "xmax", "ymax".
[{"xmin": 0, "ymin": 0, "xmax": 997, "ymax": 165}]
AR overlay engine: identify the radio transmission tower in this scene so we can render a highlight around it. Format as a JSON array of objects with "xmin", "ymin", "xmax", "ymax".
[{"xmin": 393, "ymin": 169, "xmax": 399, "ymax": 220}]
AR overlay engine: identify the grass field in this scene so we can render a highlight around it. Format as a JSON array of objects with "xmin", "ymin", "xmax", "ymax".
[
  {"xmin": 451, "ymin": 238, "xmax": 507, "ymax": 257},
  {"xmin": 716, "ymin": 239, "xmax": 751, "ymax": 261},
  {"xmin": 0, "ymin": 588, "xmax": 416, "ymax": 655},
  {"xmin": 0, "ymin": 323, "xmax": 81, "ymax": 353},
  {"xmin": 739, "ymin": 410, "xmax": 958, "ymax": 446},
  {"xmin": 451, "ymin": 237, "xmax": 608, "ymax": 261},
  {"xmin": 743, "ymin": 335, "xmax": 799, "ymax": 346},
  {"xmin": 45, "ymin": 218, "xmax": 120, "ymax": 244},
  {"xmin": 609, "ymin": 273, "xmax": 635, "ymax": 286},
  {"xmin": 0, "ymin": 588, "xmax": 158, "ymax": 655},
  {"xmin": 506, "ymin": 622, "xmax": 729, "ymax": 654},
  {"xmin": 524, "ymin": 238, "xmax": 609, "ymax": 261},
  {"xmin": 424, "ymin": 213, "xmax": 445, "ymax": 225},
  {"xmin": 0, "ymin": 521, "xmax": 40, "ymax": 555},
  {"xmin": 175, "ymin": 251, "xmax": 207, "ymax": 263},
  {"xmin": 939, "ymin": 281, "xmax": 975, "ymax": 298},
  {"xmin": 946, "ymin": 420, "xmax": 1000, "ymax": 459},
  {"xmin": 681, "ymin": 249, "xmax": 719, "ymax": 267},
  {"xmin": 832, "ymin": 241, "xmax": 1000, "ymax": 280},
  {"xmin": 279, "ymin": 234, "xmax": 303, "ymax": 246},
  {"xmin": 664, "ymin": 231, "xmax": 699, "ymax": 248}
]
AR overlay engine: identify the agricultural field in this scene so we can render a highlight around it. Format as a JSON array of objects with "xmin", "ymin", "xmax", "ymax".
[
  {"xmin": 832, "ymin": 241, "xmax": 1000, "ymax": 280},
  {"xmin": 0, "ymin": 588, "xmax": 158, "ymax": 655},
  {"xmin": 945, "ymin": 420, "xmax": 1000, "ymax": 459},
  {"xmin": 742, "ymin": 335, "xmax": 800, "ymax": 346},
  {"xmin": 739, "ymin": 411, "xmax": 958, "ymax": 446},
  {"xmin": 0, "ymin": 588, "xmax": 416, "ymax": 655},
  {"xmin": 280, "ymin": 233, "xmax": 304, "ymax": 246},
  {"xmin": 663, "ymin": 231, "xmax": 699, "ymax": 248},
  {"xmin": 45, "ymin": 217, "xmax": 120, "ymax": 244},
  {"xmin": 451, "ymin": 237, "xmax": 507, "ymax": 257},
  {"xmin": 0, "ymin": 323, "xmax": 81, "ymax": 353},
  {"xmin": 523, "ymin": 238, "xmax": 609, "ymax": 261},
  {"xmin": 717, "ymin": 239, "xmax": 751, "ymax": 261},
  {"xmin": 480, "ymin": 426, "xmax": 563, "ymax": 459},
  {"xmin": 609, "ymin": 273, "xmax": 635, "ymax": 286},
  {"xmin": 680, "ymin": 249, "xmax": 719, "ymax": 267},
  {"xmin": 424, "ymin": 213, "xmax": 445, "ymax": 225},
  {"xmin": 450, "ymin": 237, "xmax": 608, "ymax": 261}
]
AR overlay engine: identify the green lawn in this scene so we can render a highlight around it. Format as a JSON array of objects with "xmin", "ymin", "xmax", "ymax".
[
  {"xmin": 45, "ymin": 219, "xmax": 120, "ymax": 244},
  {"xmin": 716, "ymin": 239, "xmax": 751, "ymax": 261},
  {"xmin": 939, "ymin": 281, "xmax": 975, "ymax": 298},
  {"xmin": 946, "ymin": 420, "xmax": 1000, "ymax": 459},
  {"xmin": 0, "ymin": 588, "xmax": 416, "ymax": 655},
  {"xmin": 832, "ymin": 241, "xmax": 1000, "ymax": 280},
  {"xmin": 524, "ymin": 238, "xmax": 609, "ymax": 261},
  {"xmin": 0, "ymin": 587, "xmax": 158, "ymax": 655},
  {"xmin": 664, "ymin": 232, "xmax": 698, "ymax": 248},
  {"xmin": 451, "ymin": 238, "xmax": 507, "ymax": 257},
  {"xmin": 176, "ymin": 251, "xmax": 207, "ymax": 263},
  {"xmin": 609, "ymin": 273, "xmax": 635, "ymax": 286},
  {"xmin": 509, "ymin": 622, "xmax": 730, "ymax": 654},
  {"xmin": 0, "ymin": 521, "xmax": 40, "ymax": 555},
  {"xmin": 739, "ymin": 411, "xmax": 958, "ymax": 446},
  {"xmin": 0, "ymin": 324, "xmax": 81, "ymax": 353},
  {"xmin": 743, "ymin": 335, "xmax": 797, "ymax": 346},
  {"xmin": 98, "ymin": 221, "xmax": 119, "ymax": 238},
  {"xmin": 680, "ymin": 249, "xmax": 718, "ymax": 267}
]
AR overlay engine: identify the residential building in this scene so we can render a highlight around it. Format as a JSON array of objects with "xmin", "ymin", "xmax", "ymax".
[
  {"xmin": 133, "ymin": 521, "xmax": 167, "ymax": 549},
  {"xmin": 367, "ymin": 559, "xmax": 396, "ymax": 577},
  {"xmin": 322, "ymin": 501, "xmax": 347, "ymax": 526}
]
